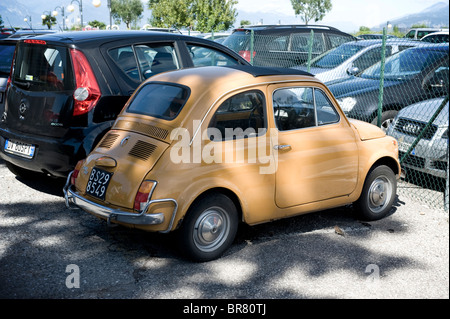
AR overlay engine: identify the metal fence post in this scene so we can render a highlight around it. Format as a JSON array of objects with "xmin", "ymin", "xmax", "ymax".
[
  {"xmin": 376, "ymin": 27, "xmax": 387, "ymax": 127},
  {"xmin": 250, "ymin": 30, "xmax": 254, "ymax": 65},
  {"xmin": 307, "ymin": 30, "xmax": 314, "ymax": 72}
]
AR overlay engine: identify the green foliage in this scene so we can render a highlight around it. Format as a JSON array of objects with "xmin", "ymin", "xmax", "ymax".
[
  {"xmin": 290, "ymin": 0, "xmax": 332, "ymax": 25},
  {"xmin": 148, "ymin": 0, "xmax": 194, "ymax": 29},
  {"xmin": 240, "ymin": 20, "xmax": 251, "ymax": 27},
  {"xmin": 0, "ymin": 15, "xmax": 4, "ymax": 28},
  {"xmin": 88, "ymin": 20, "xmax": 107, "ymax": 29},
  {"xmin": 42, "ymin": 15, "xmax": 57, "ymax": 30},
  {"xmin": 111, "ymin": 0, "xmax": 144, "ymax": 29},
  {"xmin": 148, "ymin": 0, "xmax": 237, "ymax": 32},
  {"xmin": 193, "ymin": 0, "xmax": 237, "ymax": 32}
]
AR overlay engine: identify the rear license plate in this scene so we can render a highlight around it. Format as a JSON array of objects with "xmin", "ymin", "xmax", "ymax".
[
  {"xmin": 86, "ymin": 167, "xmax": 113, "ymax": 200},
  {"xmin": 4, "ymin": 139, "xmax": 36, "ymax": 158}
]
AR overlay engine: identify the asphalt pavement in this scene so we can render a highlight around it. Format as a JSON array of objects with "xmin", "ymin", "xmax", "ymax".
[{"xmin": 0, "ymin": 157, "xmax": 448, "ymax": 304}]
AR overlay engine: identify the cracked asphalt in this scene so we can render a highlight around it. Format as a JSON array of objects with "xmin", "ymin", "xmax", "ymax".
[{"xmin": 0, "ymin": 157, "xmax": 448, "ymax": 302}]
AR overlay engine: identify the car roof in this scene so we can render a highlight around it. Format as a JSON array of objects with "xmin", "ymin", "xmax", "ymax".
[
  {"xmin": 23, "ymin": 30, "xmax": 226, "ymax": 45},
  {"xmin": 232, "ymin": 24, "xmax": 354, "ymax": 36}
]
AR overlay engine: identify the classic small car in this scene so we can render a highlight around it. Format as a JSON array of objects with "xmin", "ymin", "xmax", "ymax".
[{"xmin": 64, "ymin": 65, "xmax": 401, "ymax": 262}]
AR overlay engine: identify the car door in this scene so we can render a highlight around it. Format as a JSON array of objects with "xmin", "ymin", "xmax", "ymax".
[{"xmin": 270, "ymin": 84, "xmax": 359, "ymax": 208}]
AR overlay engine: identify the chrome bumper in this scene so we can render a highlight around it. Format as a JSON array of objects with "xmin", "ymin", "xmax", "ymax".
[{"xmin": 63, "ymin": 172, "xmax": 178, "ymax": 233}]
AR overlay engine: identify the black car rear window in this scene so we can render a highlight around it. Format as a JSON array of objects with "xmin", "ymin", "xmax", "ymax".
[
  {"xmin": 126, "ymin": 82, "xmax": 190, "ymax": 120},
  {"xmin": 13, "ymin": 42, "xmax": 74, "ymax": 91}
]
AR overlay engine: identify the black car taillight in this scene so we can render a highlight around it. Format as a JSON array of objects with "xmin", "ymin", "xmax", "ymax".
[
  {"xmin": 238, "ymin": 50, "xmax": 255, "ymax": 63},
  {"xmin": 70, "ymin": 48, "xmax": 101, "ymax": 117}
]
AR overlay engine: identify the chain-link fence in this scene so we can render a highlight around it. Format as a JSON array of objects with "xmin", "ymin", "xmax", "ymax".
[{"xmin": 224, "ymin": 29, "xmax": 449, "ymax": 211}]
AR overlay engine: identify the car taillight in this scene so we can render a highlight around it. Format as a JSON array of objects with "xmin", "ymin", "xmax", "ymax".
[
  {"xmin": 24, "ymin": 39, "xmax": 47, "ymax": 45},
  {"xmin": 71, "ymin": 159, "xmax": 85, "ymax": 185},
  {"xmin": 238, "ymin": 50, "xmax": 255, "ymax": 63},
  {"xmin": 70, "ymin": 48, "xmax": 101, "ymax": 116},
  {"xmin": 134, "ymin": 180, "xmax": 155, "ymax": 211}
]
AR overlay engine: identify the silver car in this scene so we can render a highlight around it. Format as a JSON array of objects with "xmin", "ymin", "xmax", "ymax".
[
  {"xmin": 387, "ymin": 97, "xmax": 449, "ymax": 179},
  {"xmin": 295, "ymin": 39, "xmax": 418, "ymax": 84}
]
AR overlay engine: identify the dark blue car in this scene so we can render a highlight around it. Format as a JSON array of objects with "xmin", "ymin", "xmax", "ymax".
[{"xmin": 328, "ymin": 43, "xmax": 449, "ymax": 131}]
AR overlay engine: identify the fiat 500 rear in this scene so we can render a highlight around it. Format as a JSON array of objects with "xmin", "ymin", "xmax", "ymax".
[{"xmin": 64, "ymin": 65, "xmax": 401, "ymax": 262}]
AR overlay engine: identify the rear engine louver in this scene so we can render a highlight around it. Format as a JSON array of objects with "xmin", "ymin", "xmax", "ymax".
[
  {"xmin": 128, "ymin": 141, "xmax": 157, "ymax": 161},
  {"xmin": 98, "ymin": 133, "xmax": 119, "ymax": 149},
  {"xmin": 115, "ymin": 120, "xmax": 169, "ymax": 141}
]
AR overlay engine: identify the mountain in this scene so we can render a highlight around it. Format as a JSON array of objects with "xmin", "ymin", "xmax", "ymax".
[{"xmin": 373, "ymin": 2, "xmax": 449, "ymax": 30}]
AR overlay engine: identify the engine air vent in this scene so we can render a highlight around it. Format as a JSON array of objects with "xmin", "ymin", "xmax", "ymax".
[
  {"xmin": 115, "ymin": 120, "xmax": 169, "ymax": 141},
  {"xmin": 97, "ymin": 133, "xmax": 119, "ymax": 149},
  {"xmin": 128, "ymin": 140, "xmax": 157, "ymax": 161}
]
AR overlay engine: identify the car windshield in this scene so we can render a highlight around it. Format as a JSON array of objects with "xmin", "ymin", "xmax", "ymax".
[
  {"xmin": 126, "ymin": 82, "xmax": 190, "ymax": 120},
  {"xmin": 0, "ymin": 43, "xmax": 16, "ymax": 76},
  {"xmin": 360, "ymin": 47, "xmax": 447, "ymax": 80},
  {"xmin": 310, "ymin": 43, "xmax": 366, "ymax": 68}
]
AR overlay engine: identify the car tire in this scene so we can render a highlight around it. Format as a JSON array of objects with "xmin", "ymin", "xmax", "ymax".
[
  {"xmin": 355, "ymin": 165, "xmax": 397, "ymax": 221},
  {"xmin": 177, "ymin": 193, "xmax": 238, "ymax": 262},
  {"xmin": 371, "ymin": 110, "xmax": 398, "ymax": 132}
]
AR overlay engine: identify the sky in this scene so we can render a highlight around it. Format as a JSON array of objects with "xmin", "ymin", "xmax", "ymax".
[
  {"xmin": 235, "ymin": 0, "xmax": 449, "ymax": 28},
  {"xmin": 3, "ymin": 0, "xmax": 449, "ymax": 32}
]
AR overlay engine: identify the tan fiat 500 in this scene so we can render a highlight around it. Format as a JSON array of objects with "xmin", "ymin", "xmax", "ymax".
[{"xmin": 64, "ymin": 65, "xmax": 400, "ymax": 262}]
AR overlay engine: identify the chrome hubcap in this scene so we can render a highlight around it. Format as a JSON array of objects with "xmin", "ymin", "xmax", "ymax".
[
  {"xmin": 368, "ymin": 176, "xmax": 392, "ymax": 213},
  {"xmin": 193, "ymin": 207, "xmax": 230, "ymax": 252}
]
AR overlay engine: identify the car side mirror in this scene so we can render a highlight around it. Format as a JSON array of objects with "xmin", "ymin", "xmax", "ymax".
[
  {"xmin": 347, "ymin": 66, "xmax": 359, "ymax": 76},
  {"xmin": 424, "ymin": 67, "xmax": 449, "ymax": 90}
]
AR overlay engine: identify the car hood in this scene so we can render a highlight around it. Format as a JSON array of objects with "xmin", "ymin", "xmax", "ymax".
[
  {"xmin": 397, "ymin": 98, "xmax": 449, "ymax": 127},
  {"xmin": 349, "ymin": 118, "xmax": 386, "ymax": 140},
  {"xmin": 328, "ymin": 76, "xmax": 399, "ymax": 98}
]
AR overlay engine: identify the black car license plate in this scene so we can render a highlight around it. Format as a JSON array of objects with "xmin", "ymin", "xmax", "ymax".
[{"xmin": 86, "ymin": 167, "xmax": 112, "ymax": 200}]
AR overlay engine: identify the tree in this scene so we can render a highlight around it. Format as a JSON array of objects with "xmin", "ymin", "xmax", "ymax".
[
  {"xmin": 111, "ymin": 0, "xmax": 144, "ymax": 29},
  {"xmin": 148, "ymin": 0, "xmax": 194, "ymax": 29},
  {"xmin": 88, "ymin": 20, "xmax": 106, "ymax": 29},
  {"xmin": 42, "ymin": 14, "xmax": 57, "ymax": 29},
  {"xmin": 290, "ymin": 0, "xmax": 332, "ymax": 25},
  {"xmin": 240, "ymin": 20, "xmax": 251, "ymax": 27},
  {"xmin": 193, "ymin": 0, "xmax": 237, "ymax": 33}
]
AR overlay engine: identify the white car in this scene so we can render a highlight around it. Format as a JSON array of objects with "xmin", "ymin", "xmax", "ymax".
[
  {"xmin": 421, "ymin": 31, "xmax": 449, "ymax": 44},
  {"xmin": 387, "ymin": 97, "xmax": 449, "ymax": 179}
]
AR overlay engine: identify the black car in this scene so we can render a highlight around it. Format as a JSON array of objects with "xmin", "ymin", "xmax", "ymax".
[
  {"xmin": 328, "ymin": 43, "xmax": 449, "ymax": 131},
  {"xmin": 222, "ymin": 24, "xmax": 357, "ymax": 68},
  {"xmin": 0, "ymin": 30, "xmax": 249, "ymax": 178}
]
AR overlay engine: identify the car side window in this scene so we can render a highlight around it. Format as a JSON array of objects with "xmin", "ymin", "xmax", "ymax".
[
  {"xmin": 290, "ymin": 33, "xmax": 325, "ymax": 53},
  {"xmin": 109, "ymin": 44, "xmax": 179, "ymax": 81},
  {"xmin": 328, "ymin": 34, "xmax": 352, "ymax": 49},
  {"xmin": 353, "ymin": 46, "xmax": 390, "ymax": 71},
  {"xmin": 208, "ymin": 90, "xmax": 266, "ymax": 141},
  {"xmin": 187, "ymin": 44, "xmax": 240, "ymax": 67},
  {"xmin": 273, "ymin": 87, "xmax": 339, "ymax": 131}
]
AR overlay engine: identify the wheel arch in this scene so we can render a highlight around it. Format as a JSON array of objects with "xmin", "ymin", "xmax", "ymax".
[{"xmin": 175, "ymin": 187, "xmax": 244, "ymax": 230}]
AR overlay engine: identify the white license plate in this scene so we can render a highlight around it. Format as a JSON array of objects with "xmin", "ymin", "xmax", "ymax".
[
  {"xmin": 4, "ymin": 139, "xmax": 36, "ymax": 158},
  {"xmin": 399, "ymin": 142, "xmax": 415, "ymax": 155}
]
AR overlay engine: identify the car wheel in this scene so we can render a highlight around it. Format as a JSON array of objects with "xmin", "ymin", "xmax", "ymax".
[
  {"xmin": 177, "ymin": 193, "xmax": 238, "ymax": 262},
  {"xmin": 355, "ymin": 165, "xmax": 397, "ymax": 221},
  {"xmin": 371, "ymin": 110, "xmax": 398, "ymax": 132}
]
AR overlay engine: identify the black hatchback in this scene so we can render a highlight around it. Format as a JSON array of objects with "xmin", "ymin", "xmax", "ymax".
[
  {"xmin": 0, "ymin": 30, "xmax": 249, "ymax": 178},
  {"xmin": 222, "ymin": 24, "xmax": 357, "ymax": 68}
]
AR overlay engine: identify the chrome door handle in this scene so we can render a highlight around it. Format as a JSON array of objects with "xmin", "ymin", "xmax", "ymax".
[{"xmin": 274, "ymin": 144, "xmax": 292, "ymax": 151}]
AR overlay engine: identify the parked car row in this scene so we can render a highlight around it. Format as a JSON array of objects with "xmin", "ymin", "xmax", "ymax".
[{"xmin": 0, "ymin": 27, "xmax": 402, "ymax": 262}]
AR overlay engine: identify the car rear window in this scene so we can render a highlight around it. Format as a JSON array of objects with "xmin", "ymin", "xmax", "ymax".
[
  {"xmin": 126, "ymin": 82, "xmax": 189, "ymax": 120},
  {"xmin": 13, "ymin": 42, "xmax": 73, "ymax": 91}
]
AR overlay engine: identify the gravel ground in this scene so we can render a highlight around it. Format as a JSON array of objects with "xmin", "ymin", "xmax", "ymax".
[{"xmin": 0, "ymin": 157, "xmax": 448, "ymax": 304}]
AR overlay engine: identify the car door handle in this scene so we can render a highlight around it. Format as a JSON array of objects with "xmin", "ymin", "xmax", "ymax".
[{"xmin": 274, "ymin": 144, "xmax": 292, "ymax": 151}]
